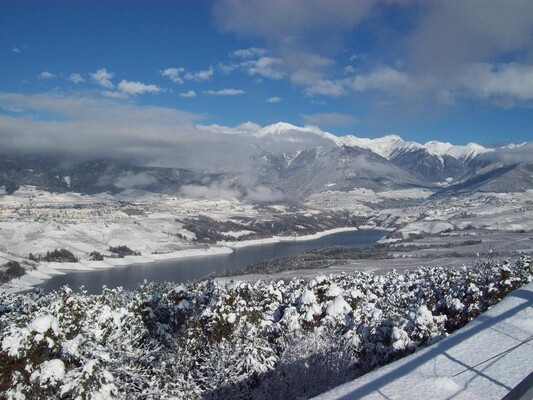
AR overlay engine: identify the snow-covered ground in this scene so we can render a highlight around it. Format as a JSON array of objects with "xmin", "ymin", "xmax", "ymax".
[
  {"xmin": 315, "ymin": 282, "xmax": 533, "ymax": 400},
  {"xmin": 308, "ymin": 189, "xmax": 533, "ymax": 239},
  {"xmin": 223, "ymin": 227, "xmax": 360, "ymax": 248},
  {"xmin": 2, "ymin": 186, "xmax": 533, "ymax": 293},
  {"xmin": 0, "ymin": 186, "xmax": 366, "ymax": 293}
]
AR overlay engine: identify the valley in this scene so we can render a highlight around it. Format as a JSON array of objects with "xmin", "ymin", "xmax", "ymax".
[
  {"xmin": 1, "ymin": 125, "xmax": 532, "ymax": 399},
  {"xmin": 1, "ymin": 172, "xmax": 532, "ymax": 293}
]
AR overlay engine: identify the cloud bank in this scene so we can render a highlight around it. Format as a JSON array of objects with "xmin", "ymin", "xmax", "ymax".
[
  {"xmin": 0, "ymin": 91, "xmax": 258, "ymax": 170},
  {"xmin": 212, "ymin": 0, "xmax": 533, "ymax": 108}
]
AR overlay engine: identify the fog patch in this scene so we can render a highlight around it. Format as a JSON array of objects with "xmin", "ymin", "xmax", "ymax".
[
  {"xmin": 245, "ymin": 185, "xmax": 285, "ymax": 203},
  {"xmin": 480, "ymin": 143, "xmax": 533, "ymax": 164},
  {"xmin": 180, "ymin": 180, "xmax": 241, "ymax": 200},
  {"xmin": 351, "ymin": 155, "xmax": 398, "ymax": 175},
  {"xmin": 114, "ymin": 172, "xmax": 159, "ymax": 189}
]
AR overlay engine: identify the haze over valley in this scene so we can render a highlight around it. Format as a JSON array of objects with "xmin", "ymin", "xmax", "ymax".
[{"xmin": 1, "ymin": 2, "xmax": 532, "ymax": 399}]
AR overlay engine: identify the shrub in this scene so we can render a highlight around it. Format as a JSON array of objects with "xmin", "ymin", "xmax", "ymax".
[
  {"xmin": 108, "ymin": 245, "xmax": 140, "ymax": 257},
  {"xmin": 0, "ymin": 261, "xmax": 25, "ymax": 284},
  {"xmin": 0, "ymin": 256, "xmax": 530, "ymax": 398},
  {"xmin": 41, "ymin": 249, "xmax": 78, "ymax": 263},
  {"xmin": 88, "ymin": 251, "xmax": 104, "ymax": 261}
]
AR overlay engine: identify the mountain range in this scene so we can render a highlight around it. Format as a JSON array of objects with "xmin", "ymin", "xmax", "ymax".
[{"xmin": 1, "ymin": 122, "xmax": 531, "ymax": 199}]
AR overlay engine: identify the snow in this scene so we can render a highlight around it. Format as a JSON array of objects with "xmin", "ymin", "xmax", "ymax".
[
  {"xmin": 224, "ymin": 227, "xmax": 359, "ymax": 248},
  {"xmin": 196, "ymin": 121, "xmax": 505, "ymax": 163},
  {"xmin": 394, "ymin": 220, "xmax": 456, "ymax": 239},
  {"xmin": 31, "ymin": 359, "xmax": 65, "ymax": 386},
  {"xmin": 325, "ymin": 284, "xmax": 344, "ymax": 297},
  {"xmin": 338, "ymin": 133, "xmax": 492, "ymax": 161},
  {"xmin": 29, "ymin": 315, "xmax": 60, "ymax": 335},
  {"xmin": 221, "ymin": 230, "xmax": 255, "ymax": 238},
  {"xmin": 415, "ymin": 305, "xmax": 434, "ymax": 325},
  {"xmin": 2, "ymin": 328, "xmax": 30, "ymax": 357},
  {"xmin": 326, "ymin": 295, "xmax": 352, "ymax": 317},
  {"xmin": 301, "ymin": 289, "xmax": 317, "ymax": 305},
  {"xmin": 226, "ymin": 313, "xmax": 237, "ymax": 324},
  {"xmin": 1, "ymin": 256, "xmax": 530, "ymax": 398},
  {"xmin": 339, "ymin": 134, "xmax": 413, "ymax": 159},
  {"xmin": 315, "ymin": 281, "xmax": 533, "ymax": 400},
  {"xmin": 255, "ymin": 122, "xmax": 339, "ymax": 142}
]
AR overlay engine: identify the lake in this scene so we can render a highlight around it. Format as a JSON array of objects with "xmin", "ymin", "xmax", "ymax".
[{"xmin": 37, "ymin": 229, "xmax": 386, "ymax": 294}]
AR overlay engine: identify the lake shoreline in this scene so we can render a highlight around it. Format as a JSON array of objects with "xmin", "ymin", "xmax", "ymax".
[{"xmin": 2, "ymin": 226, "xmax": 379, "ymax": 294}]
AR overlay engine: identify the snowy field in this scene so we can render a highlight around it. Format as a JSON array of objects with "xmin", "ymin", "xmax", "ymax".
[
  {"xmin": 1, "ymin": 186, "xmax": 533, "ymax": 293},
  {"xmin": 315, "ymin": 281, "xmax": 533, "ymax": 400}
]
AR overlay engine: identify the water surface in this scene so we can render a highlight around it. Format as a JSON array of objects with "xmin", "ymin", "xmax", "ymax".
[{"xmin": 38, "ymin": 229, "xmax": 386, "ymax": 294}]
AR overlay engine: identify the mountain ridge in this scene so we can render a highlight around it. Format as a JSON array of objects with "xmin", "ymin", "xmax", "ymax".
[{"xmin": 1, "ymin": 122, "xmax": 531, "ymax": 199}]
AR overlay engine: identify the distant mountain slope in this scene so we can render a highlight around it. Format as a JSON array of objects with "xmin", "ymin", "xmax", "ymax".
[
  {"xmin": 389, "ymin": 148, "xmax": 472, "ymax": 183},
  {"xmin": 279, "ymin": 145, "xmax": 423, "ymax": 197},
  {"xmin": 441, "ymin": 163, "xmax": 533, "ymax": 194},
  {"xmin": 0, "ymin": 155, "xmax": 198, "ymax": 194},
  {"xmin": 1, "ymin": 123, "xmax": 532, "ymax": 198}
]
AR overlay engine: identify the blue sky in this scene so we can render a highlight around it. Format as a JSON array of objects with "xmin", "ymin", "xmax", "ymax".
[{"xmin": 1, "ymin": 0, "xmax": 533, "ymax": 151}]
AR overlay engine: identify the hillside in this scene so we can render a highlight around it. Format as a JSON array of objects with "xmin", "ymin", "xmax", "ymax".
[
  {"xmin": 1, "ymin": 257, "xmax": 530, "ymax": 398},
  {"xmin": 316, "ymin": 280, "xmax": 533, "ymax": 399},
  {"xmin": 2, "ymin": 124, "xmax": 531, "ymax": 199}
]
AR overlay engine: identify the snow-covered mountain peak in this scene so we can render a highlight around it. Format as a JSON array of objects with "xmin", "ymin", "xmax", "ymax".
[
  {"xmin": 256, "ymin": 122, "xmax": 338, "ymax": 142},
  {"xmin": 382, "ymin": 134, "xmax": 403, "ymax": 142},
  {"xmin": 338, "ymin": 133, "xmax": 492, "ymax": 162},
  {"xmin": 424, "ymin": 140, "xmax": 454, "ymax": 157},
  {"xmin": 424, "ymin": 140, "xmax": 492, "ymax": 160},
  {"xmin": 338, "ymin": 134, "xmax": 421, "ymax": 159},
  {"xmin": 256, "ymin": 122, "xmax": 300, "ymax": 136},
  {"xmin": 199, "ymin": 121, "xmax": 496, "ymax": 162}
]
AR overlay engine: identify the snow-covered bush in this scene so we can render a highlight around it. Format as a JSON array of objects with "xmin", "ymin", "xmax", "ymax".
[{"xmin": 0, "ymin": 256, "xmax": 531, "ymax": 399}]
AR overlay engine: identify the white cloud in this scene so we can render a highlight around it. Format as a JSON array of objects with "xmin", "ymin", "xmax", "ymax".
[
  {"xmin": 242, "ymin": 57, "xmax": 285, "ymax": 80},
  {"xmin": 12, "ymin": 48, "xmax": 21, "ymax": 54},
  {"xmin": 266, "ymin": 96, "xmax": 283, "ymax": 103},
  {"xmin": 344, "ymin": 65, "xmax": 356, "ymax": 74},
  {"xmin": 2, "ymin": 106, "xmax": 23, "ymax": 113},
  {"xmin": 204, "ymin": 88, "xmax": 244, "ymax": 96},
  {"xmin": 180, "ymin": 90, "xmax": 197, "ymax": 98},
  {"xmin": 68, "ymin": 73, "xmax": 84, "ymax": 84},
  {"xmin": 161, "ymin": 67, "xmax": 185, "ymax": 84},
  {"xmin": 245, "ymin": 185, "xmax": 284, "ymax": 202},
  {"xmin": 184, "ymin": 68, "xmax": 213, "ymax": 82},
  {"xmin": 102, "ymin": 90, "xmax": 129, "ymax": 100},
  {"xmin": 162, "ymin": 67, "xmax": 213, "ymax": 83},
  {"xmin": 409, "ymin": 1, "xmax": 533, "ymax": 74},
  {"xmin": 211, "ymin": 0, "xmax": 533, "ymax": 111},
  {"xmin": 213, "ymin": 1, "xmax": 374, "ymax": 47},
  {"xmin": 0, "ymin": 91, "xmax": 258, "ymax": 170},
  {"xmin": 350, "ymin": 53, "xmax": 367, "ymax": 62},
  {"xmin": 455, "ymin": 62, "xmax": 533, "ymax": 103},
  {"xmin": 90, "ymin": 68, "xmax": 114, "ymax": 88},
  {"xmin": 38, "ymin": 71, "xmax": 56, "ymax": 79},
  {"xmin": 117, "ymin": 80, "xmax": 161, "ymax": 95},
  {"xmin": 304, "ymin": 79, "xmax": 345, "ymax": 97},
  {"xmin": 350, "ymin": 67, "xmax": 411, "ymax": 92},
  {"xmin": 213, "ymin": 0, "xmax": 374, "ymax": 79},
  {"xmin": 181, "ymin": 180, "xmax": 241, "ymax": 200},
  {"xmin": 197, "ymin": 121, "xmax": 261, "ymax": 135},
  {"xmin": 291, "ymin": 69, "xmax": 323, "ymax": 86},
  {"xmin": 232, "ymin": 47, "xmax": 267, "ymax": 58},
  {"xmin": 218, "ymin": 62, "xmax": 239, "ymax": 75},
  {"xmin": 114, "ymin": 172, "xmax": 159, "ymax": 189},
  {"xmin": 301, "ymin": 113, "xmax": 358, "ymax": 127}
]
